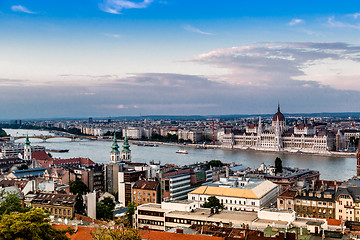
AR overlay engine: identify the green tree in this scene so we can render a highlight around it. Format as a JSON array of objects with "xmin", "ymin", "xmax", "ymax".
[
  {"xmin": 202, "ymin": 196, "xmax": 224, "ymax": 210},
  {"xmin": 75, "ymin": 194, "xmax": 86, "ymax": 216},
  {"xmin": 125, "ymin": 201, "xmax": 136, "ymax": 227},
  {"xmin": 0, "ymin": 190, "xmax": 24, "ymax": 215},
  {"xmin": 91, "ymin": 221, "xmax": 141, "ymax": 240},
  {"xmin": 97, "ymin": 197, "xmax": 115, "ymax": 220},
  {"xmin": 275, "ymin": 157, "xmax": 283, "ymax": 174},
  {"xmin": 70, "ymin": 179, "xmax": 89, "ymax": 195},
  {"xmin": 207, "ymin": 160, "xmax": 224, "ymax": 168},
  {"xmin": 0, "ymin": 128, "xmax": 7, "ymax": 137},
  {"xmin": 0, "ymin": 208, "xmax": 73, "ymax": 240},
  {"xmin": 70, "ymin": 179, "xmax": 89, "ymax": 215}
]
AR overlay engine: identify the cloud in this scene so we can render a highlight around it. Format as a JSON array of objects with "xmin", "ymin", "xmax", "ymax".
[
  {"xmin": 188, "ymin": 42, "xmax": 360, "ymax": 91},
  {"xmin": 103, "ymin": 33, "xmax": 122, "ymax": 38},
  {"xmin": 0, "ymin": 78, "xmax": 28, "ymax": 86},
  {"xmin": 183, "ymin": 25, "xmax": 214, "ymax": 35},
  {"xmin": 100, "ymin": 0, "xmax": 153, "ymax": 14},
  {"xmin": 288, "ymin": 18, "xmax": 304, "ymax": 26},
  {"xmin": 11, "ymin": 5, "xmax": 36, "ymax": 14},
  {"xmin": 348, "ymin": 12, "xmax": 360, "ymax": 19},
  {"xmin": 3, "ymin": 42, "xmax": 360, "ymax": 118},
  {"xmin": 328, "ymin": 16, "xmax": 360, "ymax": 29}
]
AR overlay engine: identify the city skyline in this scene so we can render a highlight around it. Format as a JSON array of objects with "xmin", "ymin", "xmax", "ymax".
[{"xmin": 2, "ymin": 1, "xmax": 360, "ymax": 118}]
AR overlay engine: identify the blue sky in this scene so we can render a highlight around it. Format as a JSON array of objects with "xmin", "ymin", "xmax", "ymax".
[{"xmin": 1, "ymin": 0, "xmax": 360, "ymax": 119}]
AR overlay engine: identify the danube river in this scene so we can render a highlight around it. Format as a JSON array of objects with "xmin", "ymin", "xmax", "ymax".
[{"xmin": 4, "ymin": 129, "xmax": 355, "ymax": 181}]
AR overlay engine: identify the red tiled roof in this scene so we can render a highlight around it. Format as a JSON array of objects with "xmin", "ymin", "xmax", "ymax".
[
  {"xmin": 140, "ymin": 230, "xmax": 224, "ymax": 240},
  {"xmin": 31, "ymin": 151, "xmax": 52, "ymax": 161},
  {"xmin": 278, "ymin": 189, "xmax": 297, "ymax": 199},
  {"xmin": 74, "ymin": 214, "xmax": 104, "ymax": 224},
  {"xmin": 133, "ymin": 180, "xmax": 159, "ymax": 190},
  {"xmin": 54, "ymin": 224, "xmax": 95, "ymax": 240}
]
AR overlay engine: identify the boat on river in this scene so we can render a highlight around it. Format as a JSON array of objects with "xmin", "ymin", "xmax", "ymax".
[{"xmin": 176, "ymin": 150, "xmax": 188, "ymax": 154}]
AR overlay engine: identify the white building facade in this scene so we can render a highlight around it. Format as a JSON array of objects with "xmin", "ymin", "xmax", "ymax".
[{"xmin": 188, "ymin": 177, "xmax": 279, "ymax": 212}]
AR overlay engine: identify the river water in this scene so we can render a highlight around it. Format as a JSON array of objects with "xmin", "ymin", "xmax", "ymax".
[{"xmin": 3, "ymin": 129, "xmax": 355, "ymax": 181}]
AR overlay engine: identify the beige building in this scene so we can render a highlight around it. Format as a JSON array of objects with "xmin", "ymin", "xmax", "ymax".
[
  {"xmin": 188, "ymin": 177, "xmax": 279, "ymax": 212},
  {"xmin": 24, "ymin": 192, "xmax": 76, "ymax": 219},
  {"xmin": 132, "ymin": 180, "xmax": 160, "ymax": 205},
  {"xmin": 335, "ymin": 187, "xmax": 360, "ymax": 221}
]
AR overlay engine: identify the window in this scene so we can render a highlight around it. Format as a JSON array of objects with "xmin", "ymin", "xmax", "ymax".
[
  {"xmin": 251, "ymin": 202, "xmax": 255, "ymax": 206},
  {"xmin": 68, "ymin": 210, "xmax": 70, "ymax": 215}
]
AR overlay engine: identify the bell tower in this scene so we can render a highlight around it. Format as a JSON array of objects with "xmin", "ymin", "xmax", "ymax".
[
  {"xmin": 110, "ymin": 133, "xmax": 120, "ymax": 164},
  {"xmin": 121, "ymin": 133, "xmax": 131, "ymax": 162},
  {"xmin": 24, "ymin": 134, "xmax": 31, "ymax": 160}
]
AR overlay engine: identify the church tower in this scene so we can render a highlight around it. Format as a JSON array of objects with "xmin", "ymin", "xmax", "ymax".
[
  {"xmin": 24, "ymin": 134, "xmax": 31, "ymax": 160},
  {"xmin": 110, "ymin": 133, "xmax": 120, "ymax": 164},
  {"xmin": 121, "ymin": 133, "xmax": 131, "ymax": 162}
]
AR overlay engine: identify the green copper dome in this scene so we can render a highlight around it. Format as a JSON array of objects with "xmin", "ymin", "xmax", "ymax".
[
  {"xmin": 25, "ymin": 134, "xmax": 31, "ymax": 146},
  {"xmin": 111, "ymin": 133, "xmax": 120, "ymax": 153},
  {"xmin": 122, "ymin": 133, "xmax": 131, "ymax": 151}
]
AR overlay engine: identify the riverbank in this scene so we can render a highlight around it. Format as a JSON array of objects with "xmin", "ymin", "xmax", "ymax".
[{"xmin": 125, "ymin": 140, "xmax": 356, "ymax": 159}]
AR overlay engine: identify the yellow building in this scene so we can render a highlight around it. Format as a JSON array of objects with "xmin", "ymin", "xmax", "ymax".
[
  {"xmin": 24, "ymin": 192, "xmax": 76, "ymax": 219},
  {"xmin": 335, "ymin": 187, "xmax": 360, "ymax": 221}
]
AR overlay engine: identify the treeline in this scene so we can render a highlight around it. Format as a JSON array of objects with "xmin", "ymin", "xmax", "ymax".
[{"xmin": 0, "ymin": 128, "xmax": 7, "ymax": 137}]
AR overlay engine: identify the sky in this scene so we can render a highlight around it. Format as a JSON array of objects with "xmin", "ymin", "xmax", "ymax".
[{"xmin": 2, "ymin": 0, "xmax": 360, "ymax": 119}]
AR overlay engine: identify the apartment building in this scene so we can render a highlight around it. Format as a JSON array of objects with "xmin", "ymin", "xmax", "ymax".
[
  {"xmin": 24, "ymin": 192, "xmax": 76, "ymax": 219},
  {"xmin": 132, "ymin": 180, "xmax": 160, "ymax": 205},
  {"xmin": 335, "ymin": 187, "xmax": 360, "ymax": 221},
  {"xmin": 161, "ymin": 168, "xmax": 212, "ymax": 201},
  {"xmin": 118, "ymin": 169, "xmax": 147, "ymax": 206},
  {"xmin": 294, "ymin": 190, "xmax": 336, "ymax": 219}
]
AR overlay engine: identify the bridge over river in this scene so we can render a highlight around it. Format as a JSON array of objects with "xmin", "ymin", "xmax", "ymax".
[{"xmin": 0, "ymin": 135, "xmax": 98, "ymax": 142}]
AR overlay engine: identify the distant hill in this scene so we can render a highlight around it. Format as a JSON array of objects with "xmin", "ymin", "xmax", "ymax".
[{"xmin": 2, "ymin": 112, "xmax": 360, "ymax": 122}]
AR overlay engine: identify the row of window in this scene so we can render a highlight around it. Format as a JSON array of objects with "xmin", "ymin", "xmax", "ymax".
[
  {"xmin": 138, "ymin": 210, "xmax": 164, "ymax": 217},
  {"xmin": 192, "ymin": 196, "xmax": 254, "ymax": 206},
  {"xmin": 134, "ymin": 191, "xmax": 155, "ymax": 197},
  {"xmin": 138, "ymin": 219, "xmax": 164, "ymax": 226}
]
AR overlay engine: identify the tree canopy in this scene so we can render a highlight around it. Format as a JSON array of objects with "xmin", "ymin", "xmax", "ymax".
[
  {"xmin": 70, "ymin": 179, "xmax": 89, "ymax": 195},
  {"xmin": 0, "ymin": 190, "xmax": 24, "ymax": 215},
  {"xmin": 202, "ymin": 196, "xmax": 224, "ymax": 210},
  {"xmin": 97, "ymin": 197, "xmax": 116, "ymax": 220},
  {"xmin": 0, "ymin": 208, "xmax": 73, "ymax": 240},
  {"xmin": 207, "ymin": 160, "xmax": 224, "ymax": 169},
  {"xmin": 125, "ymin": 201, "xmax": 136, "ymax": 227},
  {"xmin": 70, "ymin": 179, "xmax": 89, "ymax": 215},
  {"xmin": 275, "ymin": 157, "xmax": 283, "ymax": 174},
  {"xmin": 91, "ymin": 221, "xmax": 140, "ymax": 240}
]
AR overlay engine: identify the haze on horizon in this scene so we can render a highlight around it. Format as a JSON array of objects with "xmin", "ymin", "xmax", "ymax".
[{"xmin": 2, "ymin": 0, "xmax": 360, "ymax": 119}]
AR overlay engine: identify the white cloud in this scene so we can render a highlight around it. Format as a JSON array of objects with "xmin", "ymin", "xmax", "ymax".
[
  {"xmin": 11, "ymin": 5, "xmax": 36, "ymax": 14},
  {"xmin": 100, "ymin": 0, "xmax": 153, "ymax": 14},
  {"xmin": 188, "ymin": 42, "xmax": 360, "ymax": 91},
  {"xmin": 288, "ymin": 18, "xmax": 304, "ymax": 26},
  {"xmin": 328, "ymin": 16, "xmax": 360, "ymax": 29},
  {"xmin": 103, "ymin": 33, "xmax": 122, "ymax": 38},
  {"xmin": 348, "ymin": 12, "xmax": 360, "ymax": 19},
  {"xmin": 183, "ymin": 25, "xmax": 214, "ymax": 35}
]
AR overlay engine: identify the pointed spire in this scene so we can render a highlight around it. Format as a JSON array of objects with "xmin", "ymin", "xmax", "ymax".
[
  {"xmin": 111, "ymin": 132, "xmax": 119, "ymax": 153},
  {"xmin": 122, "ymin": 132, "xmax": 130, "ymax": 150},
  {"xmin": 277, "ymin": 103, "xmax": 280, "ymax": 113},
  {"xmin": 25, "ymin": 134, "xmax": 31, "ymax": 146}
]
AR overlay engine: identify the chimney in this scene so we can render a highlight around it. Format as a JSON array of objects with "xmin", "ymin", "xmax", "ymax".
[{"xmin": 176, "ymin": 228, "xmax": 183, "ymax": 234}]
